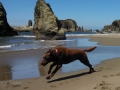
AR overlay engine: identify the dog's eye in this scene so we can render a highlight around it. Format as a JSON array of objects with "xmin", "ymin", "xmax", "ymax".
[{"xmin": 43, "ymin": 56, "xmax": 46, "ymax": 59}]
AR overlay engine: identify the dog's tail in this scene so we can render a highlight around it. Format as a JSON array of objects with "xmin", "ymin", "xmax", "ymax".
[{"xmin": 83, "ymin": 46, "xmax": 97, "ymax": 52}]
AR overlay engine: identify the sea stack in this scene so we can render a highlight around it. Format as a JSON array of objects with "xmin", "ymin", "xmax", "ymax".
[
  {"xmin": 0, "ymin": 2, "xmax": 18, "ymax": 36},
  {"xmin": 28, "ymin": 20, "xmax": 32, "ymax": 27},
  {"xmin": 33, "ymin": 0, "xmax": 66, "ymax": 40}
]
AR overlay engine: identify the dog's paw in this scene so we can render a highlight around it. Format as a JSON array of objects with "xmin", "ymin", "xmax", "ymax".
[
  {"xmin": 46, "ymin": 76, "xmax": 51, "ymax": 80},
  {"xmin": 46, "ymin": 74, "xmax": 54, "ymax": 80}
]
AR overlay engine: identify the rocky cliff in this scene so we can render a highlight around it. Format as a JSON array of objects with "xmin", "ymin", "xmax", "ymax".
[
  {"xmin": 102, "ymin": 20, "xmax": 120, "ymax": 32},
  {"xmin": 33, "ymin": 0, "xmax": 66, "ymax": 40},
  {"xmin": 0, "ymin": 2, "xmax": 18, "ymax": 36}
]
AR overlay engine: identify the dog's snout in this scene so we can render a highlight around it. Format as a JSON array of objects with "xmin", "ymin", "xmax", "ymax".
[
  {"xmin": 40, "ymin": 60, "xmax": 44, "ymax": 65},
  {"xmin": 40, "ymin": 59, "xmax": 48, "ymax": 66},
  {"xmin": 40, "ymin": 62, "xmax": 43, "ymax": 65},
  {"xmin": 40, "ymin": 60, "xmax": 44, "ymax": 64}
]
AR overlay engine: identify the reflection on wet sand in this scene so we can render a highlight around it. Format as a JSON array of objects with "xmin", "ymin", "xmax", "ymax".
[
  {"xmin": 38, "ymin": 63, "xmax": 61, "ymax": 76},
  {"xmin": 0, "ymin": 65, "xmax": 12, "ymax": 80},
  {"xmin": 38, "ymin": 64, "xmax": 48, "ymax": 76}
]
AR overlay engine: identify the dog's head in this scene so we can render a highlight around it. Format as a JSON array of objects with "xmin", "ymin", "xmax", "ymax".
[{"xmin": 41, "ymin": 49, "xmax": 54, "ymax": 66}]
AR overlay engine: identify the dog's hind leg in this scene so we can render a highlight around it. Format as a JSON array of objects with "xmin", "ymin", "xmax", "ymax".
[
  {"xmin": 79, "ymin": 55, "xmax": 95, "ymax": 73},
  {"xmin": 80, "ymin": 59, "xmax": 95, "ymax": 73}
]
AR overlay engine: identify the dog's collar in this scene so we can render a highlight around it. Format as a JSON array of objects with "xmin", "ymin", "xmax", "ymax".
[
  {"xmin": 54, "ymin": 49, "xmax": 58, "ymax": 58},
  {"xmin": 53, "ymin": 49, "xmax": 58, "ymax": 63}
]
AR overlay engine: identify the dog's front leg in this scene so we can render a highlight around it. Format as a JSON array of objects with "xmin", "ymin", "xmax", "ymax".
[
  {"xmin": 46, "ymin": 64, "xmax": 62, "ymax": 80},
  {"xmin": 48, "ymin": 63, "xmax": 56, "ymax": 74}
]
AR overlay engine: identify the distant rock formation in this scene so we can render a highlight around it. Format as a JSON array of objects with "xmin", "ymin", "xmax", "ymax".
[
  {"xmin": 102, "ymin": 20, "xmax": 120, "ymax": 32},
  {"xmin": 13, "ymin": 26, "xmax": 33, "ymax": 32},
  {"xmin": 33, "ymin": 0, "xmax": 66, "ymax": 40},
  {"xmin": 0, "ymin": 2, "xmax": 18, "ymax": 36},
  {"xmin": 77, "ymin": 26, "xmax": 82, "ymax": 31},
  {"xmin": 28, "ymin": 20, "xmax": 32, "ymax": 27},
  {"xmin": 112, "ymin": 20, "xmax": 120, "ymax": 28},
  {"xmin": 59, "ymin": 19, "xmax": 78, "ymax": 32}
]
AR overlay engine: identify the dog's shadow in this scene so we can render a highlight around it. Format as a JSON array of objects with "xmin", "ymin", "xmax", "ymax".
[
  {"xmin": 47, "ymin": 70, "xmax": 101, "ymax": 83},
  {"xmin": 47, "ymin": 72, "xmax": 89, "ymax": 83}
]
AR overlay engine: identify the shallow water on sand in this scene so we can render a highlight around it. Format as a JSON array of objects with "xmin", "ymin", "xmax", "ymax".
[{"xmin": 0, "ymin": 36, "xmax": 120, "ymax": 80}]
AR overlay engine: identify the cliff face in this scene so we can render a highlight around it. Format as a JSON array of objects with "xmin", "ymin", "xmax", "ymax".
[
  {"xmin": 0, "ymin": 2, "xmax": 18, "ymax": 36},
  {"xmin": 33, "ymin": 0, "xmax": 66, "ymax": 40}
]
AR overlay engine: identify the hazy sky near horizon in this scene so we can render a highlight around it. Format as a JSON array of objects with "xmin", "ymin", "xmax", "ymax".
[{"xmin": 1, "ymin": 0, "xmax": 120, "ymax": 30}]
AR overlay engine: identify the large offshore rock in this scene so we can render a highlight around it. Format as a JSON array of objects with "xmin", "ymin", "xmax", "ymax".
[
  {"xmin": 0, "ymin": 2, "xmax": 18, "ymax": 36},
  {"xmin": 33, "ymin": 0, "xmax": 66, "ymax": 40}
]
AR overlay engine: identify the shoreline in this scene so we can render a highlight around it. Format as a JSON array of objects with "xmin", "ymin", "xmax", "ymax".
[
  {"xmin": 68, "ymin": 34, "xmax": 120, "ymax": 46},
  {"xmin": 0, "ymin": 34, "xmax": 120, "ymax": 90}
]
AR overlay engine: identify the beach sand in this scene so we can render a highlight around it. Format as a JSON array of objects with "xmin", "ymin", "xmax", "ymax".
[
  {"xmin": 74, "ymin": 34, "xmax": 120, "ymax": 46},
  {"xmin": 0, "ymin": 34, "xmax": 120, "ymax": 90}
]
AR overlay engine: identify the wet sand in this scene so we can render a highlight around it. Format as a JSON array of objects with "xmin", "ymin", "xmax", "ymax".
[
  {"xmin": 0, "ymin": 34, "xmax": 120, "ymax": 90},
  {"xmin": 71, "ymin": 34, "xmax": 120, "ymax": 46},
  {"xmin": 0, "ymin": 48, "xmax": 51, "ymax": 80}
]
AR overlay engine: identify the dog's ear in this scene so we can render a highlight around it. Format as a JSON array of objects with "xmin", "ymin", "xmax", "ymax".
[
  {"xmin": 45, "ymin": 49, "xmax": 52, "ymax": 54},
  {"xmin": 45, "ymin": 49, "xmax": 54, "ymax": 56}
]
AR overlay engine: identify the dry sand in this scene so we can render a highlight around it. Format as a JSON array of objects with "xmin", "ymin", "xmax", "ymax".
[{"xmin": 0, "ymin": 34, "xmax": 120, "ymax": 90}]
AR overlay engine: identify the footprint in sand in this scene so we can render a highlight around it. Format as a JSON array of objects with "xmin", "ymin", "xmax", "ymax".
[
  {"xmin": 94, "ymin": 81, "xmax": 113, "ymax": 90},
  {"xmin": 28, "ymin": 82, "xmax": 32, "ymax": 84},
  {"xmin": 59, "ymin": 83, "xmax": 63, "ymax": 85},
  {"xmin": 110, "ymin": 74, "xmax": 115, "ymax": 77},
  {"xmin": 115, "ymin": 87, "xmax": 120, "ymax": 90},
  {"xmin": 103, "ymin": 74, "xmax": 115, "ymax": 77},
  {"xmin": 75, "ymin": 78, "xmax": 79, "ymax": 80},
  {"xmin": 51, "ymin": 85, "xmax": 57, "ymax": 88},
  {"xmin": 43, "ymin": 87, "xmax": 47, "ymax": 89},
  {"xmin": 107, "ymin": 68, "xmax": 112, "ymax": 70},
  {"xmin": 65, "ymin": 81, "xmax": 69, "ymax": 83},
  {"xmin": 102, "ymin": 75, "xmax": 109, "ymax": 78},
  {"xmin": 116, "ymin": 73, "xmax": 120, "ymax": 76},
  {"xmin": 23, "ymin": 86, "xmax": 29, "ymax": 89},
  {"xmin": 96, "ymin": 67, "xmax": 103, "ymax": 71},
  {"xmin": 100, "ymin": 67, "xmax": 104, "ymax": 69},
  {"xmin": 12, "ymin": 84, "xmax": 21, "ymax": 88}
]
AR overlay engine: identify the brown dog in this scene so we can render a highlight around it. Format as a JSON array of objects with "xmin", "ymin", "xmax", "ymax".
[{"xmin": 41, "ymin": 46, "xmax": 97, "ymax": 80}]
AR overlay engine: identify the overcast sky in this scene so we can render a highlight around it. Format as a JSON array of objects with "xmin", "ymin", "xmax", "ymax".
[{"xmin": 1, "ymin": 0, "xmax": 120, "ymax": 30}]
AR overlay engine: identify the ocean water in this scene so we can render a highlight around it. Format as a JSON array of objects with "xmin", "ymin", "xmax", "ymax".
[
  {"xmin": 0, "ymin": 31, "xmax": 97, "ymax": 52},
  {"xmin": 0, "ymin": 31, "xmax": 120, "ymax": 80}
]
